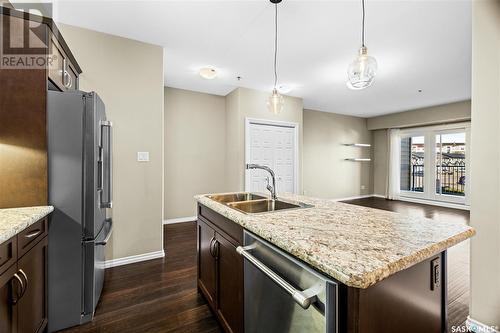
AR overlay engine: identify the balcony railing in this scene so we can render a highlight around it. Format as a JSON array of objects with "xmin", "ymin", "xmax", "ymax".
[{"xmin": 411, "ymin": 164, "xmax": 465, "ymax": 196}]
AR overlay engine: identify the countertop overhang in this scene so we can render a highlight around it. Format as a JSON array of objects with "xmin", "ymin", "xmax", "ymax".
[
  {"xmin": 195, "ymin": 193, "xmax": 475, "ymax": 289},
  {"xmin": 0, "ymin": 206, "xmax": 54, "ymax": 244}
]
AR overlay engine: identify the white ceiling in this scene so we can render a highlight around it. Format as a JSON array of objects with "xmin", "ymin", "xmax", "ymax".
[{"xmin": 52, "ymin": 0, "xmax": 471, "ymax": 117}]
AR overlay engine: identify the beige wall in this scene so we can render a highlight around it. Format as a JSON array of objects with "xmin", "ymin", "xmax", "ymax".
[
  {"xmin": 303, "ymin": 110, "xmax": 372, "ymax": 199},
  {"xmin": 225, "ymin": 89, "xmax": 241, "ymax": 192},
  {"xmin": 225, "ymin": 87, "xmax": 304, "ymax": 192},
  {"xmin": 367, "ymin": 100, "xmax": 471, "ymax": 130},
  {"xmin": 60, "ymin": 24, "xmax": 164, "ymax": 260},
  {"xmin": 164, "ymin": 87, "xmax": 227, "ymax": 219},
  {"xmin": 469, "ymin": 0, "xmax": 500, "ymax": 327},
  {"xmin": 372, "ymin": 129, "xmax": 388, "ymax": 196}
]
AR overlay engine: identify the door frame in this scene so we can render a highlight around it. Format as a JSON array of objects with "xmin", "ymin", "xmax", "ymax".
[{"xmin": 244, "ymin": 117, "xmax": 299, "ymax": 194}]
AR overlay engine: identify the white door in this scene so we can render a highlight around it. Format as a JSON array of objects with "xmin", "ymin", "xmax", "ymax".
[{"xmin": 245, "ymin": 120, "xmax": 297, "ymax": 195}]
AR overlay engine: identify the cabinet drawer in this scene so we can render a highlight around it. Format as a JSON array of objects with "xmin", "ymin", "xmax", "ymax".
[
  {"xmin": 0, "ymin": 236, "xmax": 17, "ymax": 276},
  {"xmin": 18, "ymin": 218, "xmax": 48, "ymax": 258}
]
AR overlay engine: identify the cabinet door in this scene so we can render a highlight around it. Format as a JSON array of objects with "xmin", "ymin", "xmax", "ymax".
[
  {"xmin": 215, "ymin": 233, "xmax": 243, "ymax": 333},
  {"xmin": 197, "ymin": 219, "xmax": 216, "ymax": 307},
  {"xmin": 48, "ymin": 36, "xmax": 78, "ymax": 91},
  {"xmin": 0, "ymin": 264, "xmax": 18, "ymax": 333},
  {"xmin": 16, "ymin": 237, "xmax": 48, "ymax": 333}
]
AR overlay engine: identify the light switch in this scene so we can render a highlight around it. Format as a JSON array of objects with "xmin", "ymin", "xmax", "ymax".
[{"xmin": 137, "ymin": 152, "xmax": 150, "ymax": 162}]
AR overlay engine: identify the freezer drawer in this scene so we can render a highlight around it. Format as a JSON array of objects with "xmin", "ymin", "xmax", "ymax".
[
  {"xmin": 82, "ymin": 218, "xmax": 112, "ymax": 321},
  {"xmin": 239, "ymin": 231, "xmax": 337, "ymax": 333}
]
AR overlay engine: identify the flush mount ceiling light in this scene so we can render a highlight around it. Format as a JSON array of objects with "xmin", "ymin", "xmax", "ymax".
[
  {"xmin": 199, "ymin": 67, "xmax": 217, "ymax": 80},
  {"xmin": 347, "ymin": 0, "xmax": 378, "ymax": 90},
  {"xmin": 267, "ymin": 0, "xmax": 284, "ymax": 114}
]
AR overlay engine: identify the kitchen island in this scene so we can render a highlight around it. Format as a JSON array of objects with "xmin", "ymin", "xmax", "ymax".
[{"xmin": 195, "ymin": 192, "xmax": 474, "ymax": 333}]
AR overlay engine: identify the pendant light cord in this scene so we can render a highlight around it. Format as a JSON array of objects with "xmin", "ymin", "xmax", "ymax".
[
  {"xmin": 361, "ymin": 0, "xmax": 366, "ymax": 47},
  {"xmin": 273, "ymin": 3, "xmax": 278, "ymax": 89}
]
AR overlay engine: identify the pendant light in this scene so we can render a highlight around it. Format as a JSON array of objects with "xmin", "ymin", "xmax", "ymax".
[
  {"xmin": 347, "ymin": 0, "xmax": 378, "ymax": 90},
  {"xmin": 267, "ymin": 0, "xmax": 284, "ymax": 114}
]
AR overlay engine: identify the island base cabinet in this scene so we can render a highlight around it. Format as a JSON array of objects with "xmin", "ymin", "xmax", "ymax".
[
  {"xmin": 198, "ymin": 219, "xmax": 217, "ymax": 307},
  {"xmin": 197, "ymin": 206, "xmax": 244, "ymax": 333},
  {"xmin": 216, "ymin": 233, "xmax": 243, "ymax": 333},
  {"xmin": 344, "ymin": 253, "xmax": 447, "ymax": 333}
]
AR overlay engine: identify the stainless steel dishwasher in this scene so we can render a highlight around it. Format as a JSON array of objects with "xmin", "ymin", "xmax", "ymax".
[{"xmin": 237, "ymin": 231, "xmax": 337, "ymax": 333}]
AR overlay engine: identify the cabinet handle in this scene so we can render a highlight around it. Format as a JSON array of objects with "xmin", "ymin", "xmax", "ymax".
[
  {"xmin": 209, "ymin": 237, "xmax": 216, "ymax": 257},
  {"xmin": 25, "ymin": 229, "xmax": 41, "ymax": 239},
  {"xmin": 11, "ymin": 273, "xmax": 24, "ymax": 305},
  {"xmin": 62, "ymin": 59, "xmax": 72, "ymax": 89},
  {"xmin": 237, "ymin": 244, "xmax": 319, "ymax": 309},
  {"xmin": 213, "ymin": 240, "xmax": 220, "ymax": 259},
  {"xmin": 18, "ymin": 269, "xmax": 28, "ymax": 299}
]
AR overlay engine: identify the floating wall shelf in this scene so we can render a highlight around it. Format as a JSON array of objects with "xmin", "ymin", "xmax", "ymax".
[
  {"xmin": 343, "ymin": 143, "xmax": 371, "ymax": 147},
  {"xmin": 344, "ymin": 143, "xmax": 371, "ymax": 162}
]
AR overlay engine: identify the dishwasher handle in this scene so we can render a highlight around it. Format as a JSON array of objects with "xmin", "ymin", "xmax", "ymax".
[{"xmin": 237, "ymin": 244, "xmax": 318, "ymax": 309}]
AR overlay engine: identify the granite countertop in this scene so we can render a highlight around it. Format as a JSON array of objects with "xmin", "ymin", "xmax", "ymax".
[
  {"xmin": 195, "ymin": 193, "xmax": 475, "ymax": 289},
  {"xmin": 0, "ymin": 206, "xmax": 54, "ymax": 244}
]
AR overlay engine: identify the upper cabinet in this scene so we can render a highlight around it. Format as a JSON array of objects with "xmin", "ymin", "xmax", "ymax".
[
  {"xmin": 0, "ymin": 6, "xmax": 82, "ymax": 208},
  {"xmin": 48, "ymin": 33, "xmax": 80, "ymax": 91}
]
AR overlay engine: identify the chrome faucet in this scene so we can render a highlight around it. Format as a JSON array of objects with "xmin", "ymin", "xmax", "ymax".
[{"xmin": 246, "ymin": 164, "xmax": 277, "ymax": 200}]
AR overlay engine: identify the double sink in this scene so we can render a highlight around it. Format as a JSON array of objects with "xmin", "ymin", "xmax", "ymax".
[{"xmin": 208, "ymin": 192, "xmax": 313, "ymax": 214}]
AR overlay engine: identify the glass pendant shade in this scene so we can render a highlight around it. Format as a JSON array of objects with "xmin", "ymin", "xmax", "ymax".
[
  {"xmin": 267, "ymin": 88, "xmax": 284, "ymax": 114},
  {"xmin": 347, "ymin": 46, "xmax": 378, "ymax": 90}
]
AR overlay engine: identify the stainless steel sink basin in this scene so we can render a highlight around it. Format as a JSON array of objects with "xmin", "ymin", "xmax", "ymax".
[
  {"xmin": 208, "ymin": 192, "xmax": 267, "ymax": 203},
  {"xmin": 226, "ymin": 199, "xmax": 312, "ymax": 214}
]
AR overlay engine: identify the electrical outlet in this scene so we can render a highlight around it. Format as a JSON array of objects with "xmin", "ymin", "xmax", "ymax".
[
  {"xmin": 361, "ymin": 185, "xmax": 366, "ymax": 190},
  {"xmin": 137, "ymin": 152, "xmax": 150, "ymax": 162}
]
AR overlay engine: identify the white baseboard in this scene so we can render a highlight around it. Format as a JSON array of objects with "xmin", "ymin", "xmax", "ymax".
[
  {"xmin": 466, "ymin": 316, "xmax": 500, "ymax": 333},
  {"xmin": 371, "ymin": 194, "xmax": 386, "ymax": 199},
  {"xmin": 163, "ymin": 216, "xmax": 197, "ymax": 225},
  {"xmin": 104, "ymin": 250, "xmax": 165, "ymax": 269},
  {"xmin": 331, "ymin": 194, "xmax": 374, "ymax": 202},
  {"xmin": 397, "ymin": 196, "xmax": 470, "ymax": 210}
]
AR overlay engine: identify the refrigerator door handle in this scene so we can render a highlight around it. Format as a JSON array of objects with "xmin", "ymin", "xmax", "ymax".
[
  {"xmin": 96, "ymin": 219, "xmax": 113, "ymax": 246},
  {"xmin": 100, "ymin": 120, "xmax": 113, "ymax": 209}
]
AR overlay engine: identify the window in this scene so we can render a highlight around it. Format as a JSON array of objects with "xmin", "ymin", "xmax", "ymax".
[
  {"xmin": 397, "ymin": 124, "xmax": 470, "ymax": 206},
  {"xmin": 400, "ymin": 135, "xmax": 425, "ymax": 193},
  {"xmin": 435, "ymin": 132, "xmax": 466, "ymax": 198}
]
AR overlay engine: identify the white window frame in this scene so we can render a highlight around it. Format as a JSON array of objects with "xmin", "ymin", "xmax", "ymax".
[{"xmin": 398, "ymin": 122, "xmax": 471, "ymax": 207}]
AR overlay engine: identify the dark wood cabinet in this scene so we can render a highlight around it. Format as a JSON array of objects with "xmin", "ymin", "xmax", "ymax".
[
  {"xmin": 197, "ymin": 204, "xmax": 244, "ymax": 333},
  {"xmin": 215, "ymin": 233, "xmax": 243, "ymax": 333},
  {"xmin": 0, "ymin": 7, "xmax": 81, "ymax": 209},
  {"xmin": 0, "ymin": 216, "xmax": 49, "ymax": 333},
  {"xmin": 197, "ymin": 219, "xmax": 216, "ymax": 307},
  {"xmin": 16, "ymin": 237, "xmax": 48, "ymax": 333},
  {"xmin": 48, "ymin": 35, "xmax": 79, "ymax": 91},
  {"xmin": 0, "ymin": 264, "xmax": 18, "ymax": 333}
]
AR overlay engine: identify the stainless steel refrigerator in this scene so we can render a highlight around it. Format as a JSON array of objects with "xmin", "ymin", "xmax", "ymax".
[{"xmin": 47, "ymin": 90, "xmax": 113, "ymax": 332}]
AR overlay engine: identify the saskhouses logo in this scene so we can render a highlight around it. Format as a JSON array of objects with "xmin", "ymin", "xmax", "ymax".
[{"xmin": 0, "ymin": 3, "xmax": 56, "ymax": 69}]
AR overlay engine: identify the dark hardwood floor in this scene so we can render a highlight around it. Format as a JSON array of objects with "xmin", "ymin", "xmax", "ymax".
[
  {"xmin": 342, "ymin": 197, "xmax": 471, "ymax": 333},
  {"xmin": 58, "ymin": 222, "xmax": 222, "ymax": 333},
  {"xmin": 59, "ymin": 197, "xmax": 470, "ymax": 333}
]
